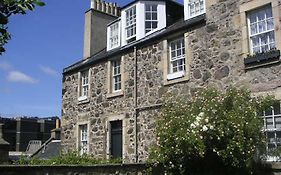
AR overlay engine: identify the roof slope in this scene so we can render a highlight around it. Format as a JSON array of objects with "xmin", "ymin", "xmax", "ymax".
[{"xmin": 63, "ymin": 14, "xmax": 206, "ymax": 74}]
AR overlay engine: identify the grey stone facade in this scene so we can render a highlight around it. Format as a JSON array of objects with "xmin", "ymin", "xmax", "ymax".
[{"xmin": 62, "ymin": 0, "xmax": 281, "ymax": 163}]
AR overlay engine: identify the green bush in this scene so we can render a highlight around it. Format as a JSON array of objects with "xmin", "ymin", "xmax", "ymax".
[
  {"xmin": 149, "ymin": 88, "xmax": 273, "ymax": 175},
  {"xmin": 18, "ymin": 152, "xmax": 122, "ymax": 165}
]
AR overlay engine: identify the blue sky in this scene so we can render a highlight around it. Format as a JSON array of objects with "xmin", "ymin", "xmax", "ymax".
[{"xmin": 0, "ymin": 0, "xmax": 183, "ymax": 118}]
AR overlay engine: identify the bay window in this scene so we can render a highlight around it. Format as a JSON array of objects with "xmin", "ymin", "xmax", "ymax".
[
  {"xmin": 108, "ymin": 22, "xmax": 120, "ymax": 50},
  {"xmin": 125, "ymin": 6, "xmax": 136, "ymax": 41},
  {"xmin": 186, "ymin": 0, "xmax": 205, "ymax": 19}
]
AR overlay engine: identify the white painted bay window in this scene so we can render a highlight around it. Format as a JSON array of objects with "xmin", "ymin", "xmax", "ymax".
[
  {"xmin": 112, "ymin": 59, "xmax": 121, "ymax": 92},
  {"xmin": 145, "ymin": 4, "xmax": 158, "ymax": 34},
  {"xmin": 121, "ymin": 1, "xmax": 166, "ymax": 46},
  {"xmin": 125, "ymin": 6, "xmax": 136, "ymax": 41},
  {"xmin": 185, "ymin": 0, "xmax": 205, "ymax": 20},
  {"xmin": 79, "ymin": 124, "xmax": 88, "ymax": 155},
  {"xmin": 167, "ymin": 37, "xmax": 186, "ymax": 80},
  {"xmin": 248, "ymin": 5, "xmax": 275, "ymax": 54}
]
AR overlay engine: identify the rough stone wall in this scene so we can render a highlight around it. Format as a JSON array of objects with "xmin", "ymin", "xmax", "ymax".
[{"xmin": 62, "ymin": 0, "xmax": 281, "ymax": 163}]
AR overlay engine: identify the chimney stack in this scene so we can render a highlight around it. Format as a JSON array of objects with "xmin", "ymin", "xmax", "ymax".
[{"xmin": 83, "ymin": 0, "xmax": 121, "ymax": 59}]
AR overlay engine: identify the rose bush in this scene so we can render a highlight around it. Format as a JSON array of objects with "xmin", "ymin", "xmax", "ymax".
[{"xmin": 149, "ymin": 88, "xmax": 273, "ymax": 175}]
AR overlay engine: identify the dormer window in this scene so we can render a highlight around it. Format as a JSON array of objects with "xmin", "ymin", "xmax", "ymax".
[
  {"xmin": 145, "ymin": 4, "xmax": 158, "ymax": 34},
  {"xmin": 125, "ymin": 6, "xmax": 136, "ymax": 42},
  {"xmin": 185, "ymin": 0, "xmax": 205, "ymax": 20},
  {"xmin": 121, "ymin": 1, "xmax": 167, "ymax": 46},
  {"xmin": 107, "ymin": 20, "xmax": 120, "ymax": 50}
]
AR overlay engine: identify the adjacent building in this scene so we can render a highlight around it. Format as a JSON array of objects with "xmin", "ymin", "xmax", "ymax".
[
  {"xmin": 0, "ymin": 117, "xmax": 58, "ymax": 152},
  {"xmin": 62, "ymin": 0, "xmax": 281, "ymax": 162}
]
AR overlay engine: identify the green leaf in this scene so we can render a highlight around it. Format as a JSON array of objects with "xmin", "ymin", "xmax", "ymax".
[{"xmin": 34, "ymin": 1, "xmax": 45, "ymax": 6}]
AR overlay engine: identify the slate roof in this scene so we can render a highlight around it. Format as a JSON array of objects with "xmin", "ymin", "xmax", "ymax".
[
  {"xmin": 31, "ymin": 139, "xmax": 61, "ymax": 160},
  {"xmin": 121, "ymin": 0, "xmax": 183, "ymax": 10},
  {"xmin": 63, "ymin": 14, "xmax": 206, "ymax": 74}
]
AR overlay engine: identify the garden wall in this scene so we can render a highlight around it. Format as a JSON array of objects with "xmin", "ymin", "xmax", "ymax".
[{"xmin": 1, "ymin": 163, "xmax": 281, "ymax": 175}]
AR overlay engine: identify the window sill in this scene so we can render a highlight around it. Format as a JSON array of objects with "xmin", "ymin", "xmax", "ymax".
[
  {"xmin": 185, "ymin": 12, "xmax": 206, "ymax": 21},
  {"xmin": 78, "ymin": 96, "xmax": 90, "ymax": 105},
  {"xmin": 244, "ymin": 49, "xmax": 281, "ymax": 70},
  {"xmin": 107, "ymin": 45, "xmax": 120, "ymax": 51},
  {"xmin": 167, "ymin": 71, "xmax": 185, "ymax": 80},
  {"xmin": 164, "ymin": 74, "xmax": 189, "ymax": 86},
  {"xmin": 106, "ymin": 91, "xmax": 124, "ymax": 99}
]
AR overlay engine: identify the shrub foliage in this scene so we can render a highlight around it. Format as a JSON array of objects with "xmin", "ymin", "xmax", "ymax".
[
  {"xmin": 149, "ymin": 88, "xmax": 273, "ymax": 174},
  {"xmin": 18, "ymin": 152, "xmax": 122, "ymax": 165}
]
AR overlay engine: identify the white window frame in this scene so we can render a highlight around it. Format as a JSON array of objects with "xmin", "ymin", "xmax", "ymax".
[
  {"xmin": 79, "ymin": 124, "xmax": 88, "ymax": 155},
  {"xmin": 108, "ymin": 21, "xmax": 120, "ymax": 50},
  {"xmin": 145, "ymin": 4, "xmax": 158, "ymax": 35},
  {"xmin": 168, "ymin": 37, "xmax": 186, "ymax": 80},
  {"xmin": 78, "ymin": 69, "xmax": 90, "ymax": 101},
  {"xmin": 185, "ymin": 0, "xmax": 206, "ymax": 20},
  {"xmin": 260, "ymin": 102, "xmax": 281, "ymax": 161},
  {"xmin": 125, "ymin": 6, "xmax": 136, "ymax": 40},
  {"xmin": 247, "ymin": 5, "xmax": 275, "ymax": 54},
  {"xmin": 112, "ymin": 59, "xmax": 122, "ymax": 92}
]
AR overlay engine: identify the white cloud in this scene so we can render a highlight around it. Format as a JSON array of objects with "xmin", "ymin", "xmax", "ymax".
[
  {"xmin": 39, "ymin": 65, "xmax": 60, "ymax": 77},
  {"xmin": 7, "ymin": 71, "xmax": 38, "ymax": 84},
  {"xmin": 0, "ymin": 60, "xmax": 12, "ymax": 71}
]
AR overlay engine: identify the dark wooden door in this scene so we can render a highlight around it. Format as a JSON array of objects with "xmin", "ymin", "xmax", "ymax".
[{"xmin": 110, "ymin": 120, "xmax": 122, "ymax": 159}]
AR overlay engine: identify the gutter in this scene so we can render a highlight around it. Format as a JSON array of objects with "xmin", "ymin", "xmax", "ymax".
[{"xmin": 133, "ymin": 46, "xmax": 138, "ymax": 163}]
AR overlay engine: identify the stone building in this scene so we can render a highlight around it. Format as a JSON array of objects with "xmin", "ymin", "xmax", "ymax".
[{"xmin": 62, "ymin": 0, "xmax": 281, "ymax": 162}]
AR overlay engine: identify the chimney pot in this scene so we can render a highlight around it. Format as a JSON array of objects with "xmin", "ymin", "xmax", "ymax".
[
  {"xmin": 105, "ymin": 2, "xmax": 109, "ymax": 13},
  {"xmin": 101, "ymin": 1, "xmax": 106, "ymax": 12},
  {"xmin": 96, "ymin": 0, "xmax": 101, "ymax": 11}
]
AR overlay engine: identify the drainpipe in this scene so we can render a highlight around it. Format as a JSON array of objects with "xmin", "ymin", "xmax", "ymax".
[{"xmin": 133, "ymin": 46, "xmax": 138, "ymax": 163}]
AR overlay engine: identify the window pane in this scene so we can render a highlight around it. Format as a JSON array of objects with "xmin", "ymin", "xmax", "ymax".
[
  {"xmin": 266, "ymin": 118, "xmax": 274, "ymax": 129},
  {"xmin": 265, "ymin": 106, "xmax": 273, "ymax": 116},
  {"xmin": 275, "ymin": 117, "xmax": 281, "ymax": 128},
  {"xmin": 277, "ymin": 131, "xmax": 281, "ymax": 143},
  {"xmin": 267, "ymin": 132, "xmax": 275, "ymax": 143},
  {"xmin": 258, "ymin": 21, "xmax": 266, "ymax": 33},
  {"xmin": 146, "ymin": 13, "xmax": 151, "ymax": 20},
  {"xmin": 274, "ymin": 102, "xmax": 281, "ymax": 115},
  {"xmin": 152, "ymin": 13, "xmax": 157, "ymax": 20},
  {"xmin": 152, "ymin": 5, "xmax": 157, "ymax": 11}
]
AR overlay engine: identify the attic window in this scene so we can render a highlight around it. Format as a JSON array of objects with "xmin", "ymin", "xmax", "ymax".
[
  {"xmin": 145, "ymin": 4, "xmax": 158, "ymax": 34},
  {"xmin": 108, "ymin": 21, "xmax": 120, "ymax": 50},
  {"xmin": 186, "ymin": 0, "xmax": 205, "ymax": 19},
  {"xmin": 125, "ymin": 6, "xmax": 136, "ymax": 40}
]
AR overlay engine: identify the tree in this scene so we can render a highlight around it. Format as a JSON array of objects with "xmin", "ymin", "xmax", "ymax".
[
  {"xmin": 149, "ymin": 88, "xmax": 273, "ymax": 175},
  {"xmin": 0, "ymin": 0, "xmax": 45, "ymax": 54}
]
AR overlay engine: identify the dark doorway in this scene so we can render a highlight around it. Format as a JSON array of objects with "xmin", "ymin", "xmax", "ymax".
[{"xmin": 110, "ymin": 120, "xmax": 122, "ymax": 159}]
